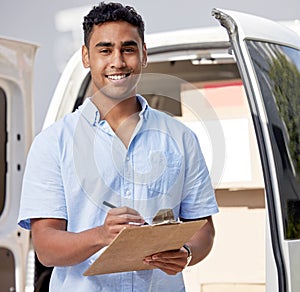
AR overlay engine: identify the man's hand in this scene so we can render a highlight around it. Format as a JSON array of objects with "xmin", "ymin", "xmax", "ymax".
[
  {"xmin": 101, "ymin": 206, "xmax": 146, "ymax": 245},
  {"xmin": 143, "ymin": 247, "xmax": 189, "ymax": 275},
  {"xmin": 143, "ymin": 216, "xmax": 215, "ymax": 275}
]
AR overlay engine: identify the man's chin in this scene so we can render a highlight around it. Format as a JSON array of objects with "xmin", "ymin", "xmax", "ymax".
[{"xmin": 98, "ymin": 88, "xmax": 136, "ymax": 100}]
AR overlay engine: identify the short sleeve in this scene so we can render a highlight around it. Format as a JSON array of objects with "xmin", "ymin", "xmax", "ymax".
[
  {"xmin": 18, "ymin": 127, "xmax": 67, "ymax": 230},
  {"xmin": 180, "ymin": 130, "xmax": 219, "ymax": 219}
]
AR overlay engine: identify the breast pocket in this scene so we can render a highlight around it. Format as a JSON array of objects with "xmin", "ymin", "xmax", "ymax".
[{"xmin": 146, "ymin": 151, "xmax": 182, "ymax": 198}]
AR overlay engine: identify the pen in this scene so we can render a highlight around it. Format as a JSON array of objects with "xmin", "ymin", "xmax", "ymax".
[
  {"xmin": 103, "ymin": 200, "xmax": 117, "ymax": 209},
  {"xmin": 103, "ymin": 201, "xmax": 149, "ymax": 225}
]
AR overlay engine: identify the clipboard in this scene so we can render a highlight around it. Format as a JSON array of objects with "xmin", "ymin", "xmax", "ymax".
[{"xmin": 83, "ymin": 219, "xmax": 207, "ymax": 276}]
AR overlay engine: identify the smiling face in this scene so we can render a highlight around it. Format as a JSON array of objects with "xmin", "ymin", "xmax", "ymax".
[{"xmin": 82, "ymin": 21, "xmax": 147, "ymax": 100}]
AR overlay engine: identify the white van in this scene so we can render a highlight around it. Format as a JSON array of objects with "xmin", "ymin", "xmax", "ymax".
[{"xmin": 1, "ymin": 8, "xmax": 300, "ymax": 292}]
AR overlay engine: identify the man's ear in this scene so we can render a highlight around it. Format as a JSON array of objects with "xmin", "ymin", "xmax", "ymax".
[
  {"xmin": 82, "ymin": 45, "xmax": 90, "ymax": 68},
  {"xmin": 142, "ymin": 43, "xmax": 148, "ymax": 68}
]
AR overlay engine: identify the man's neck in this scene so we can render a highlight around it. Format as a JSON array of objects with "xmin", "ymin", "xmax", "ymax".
[{"xmin": 92, "ymin": 94, "xmax": 142, "ymax": 148}]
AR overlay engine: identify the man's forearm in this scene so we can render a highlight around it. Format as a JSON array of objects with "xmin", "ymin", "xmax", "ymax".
[
  {"xmin": 186, "ymin": 216, "xmax": 215, "ymax": 266},
  {"xmin": 31, "ymin": 219, "xmax": 106, "ymax": 267},
  {"xmin": 31, "ymin": 207, "xmax": 145, "ymax": 267}
]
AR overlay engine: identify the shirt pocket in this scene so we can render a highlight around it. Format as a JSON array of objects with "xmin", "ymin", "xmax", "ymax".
[{"xmin": 146, "ymin": 151, "xmax": 182, "ymax": 198}]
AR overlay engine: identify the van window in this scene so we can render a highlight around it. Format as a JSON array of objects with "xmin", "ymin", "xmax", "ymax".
[
  {"xmin": 0, "ymin": 88, "xmax": 6, "ymax": 216},
  {"xmin": 246, "ymin": 40, "xmax": 300, "ymax": 239}
]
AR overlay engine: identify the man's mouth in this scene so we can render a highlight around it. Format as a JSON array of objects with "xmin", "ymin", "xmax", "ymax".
[{"xmin": 106, "ymin": 73, "xmax": 131, "ymax": 80}]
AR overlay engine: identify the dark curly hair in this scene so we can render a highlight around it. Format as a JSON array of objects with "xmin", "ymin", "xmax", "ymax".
[{"xmin": 83, "ymin": 2, "xmax": 145, "ymax": 48}]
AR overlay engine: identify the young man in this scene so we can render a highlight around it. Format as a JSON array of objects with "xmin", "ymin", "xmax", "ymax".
[{"xmin": 18, "ymin": 2, "xmax": 218, "ymax": 291}]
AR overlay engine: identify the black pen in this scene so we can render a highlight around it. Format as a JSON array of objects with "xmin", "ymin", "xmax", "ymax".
[
  {"xmin": 103, "ymin": 201, "xmax": 149, "ymax": 225},
  {"xmin": 103, "ymin": 200, "xmax": 117, "ymax": 209}
]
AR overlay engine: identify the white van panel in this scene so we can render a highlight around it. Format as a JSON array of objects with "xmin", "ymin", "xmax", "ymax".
[{"xmin": 0, "ymin": 37, "xmax": 38, "ymax": 292}]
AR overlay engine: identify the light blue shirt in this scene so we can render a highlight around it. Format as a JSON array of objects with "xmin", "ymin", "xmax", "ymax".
[{"xmin": 18, "ymin": 96, "xmax": 218, "ymax": 292}]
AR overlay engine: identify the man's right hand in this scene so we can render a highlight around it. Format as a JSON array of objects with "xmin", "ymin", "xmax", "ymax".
[{"xmin": 101, "ymin": 206, "xmax": 146, "ymax": 245}]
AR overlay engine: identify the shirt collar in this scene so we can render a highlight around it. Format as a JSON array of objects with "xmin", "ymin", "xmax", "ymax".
[
  {"xmin": 77, "ymin": 95, "xmax": 149, "ymax": 127},
  {"xmin": 77, "ymin": 98, "xmax": 100, "ymax": 126},
  {"xmin": 136, "ymin": 94, "xmax": 149, "ymax": 120}
]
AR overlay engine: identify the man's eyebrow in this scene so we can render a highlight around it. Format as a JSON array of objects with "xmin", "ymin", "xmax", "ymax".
[
  {"xmin": 122, "ymin": 40, "xmax": 138, "ymax": 47},
  {"xmin": 95, "ymin": 42, "xmax": 113, "ymax": 47}
]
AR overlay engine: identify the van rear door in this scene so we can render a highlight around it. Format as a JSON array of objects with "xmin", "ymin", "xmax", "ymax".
[
  {"xmin": 212, "ymin": 9, "xmax": 300, "ymax": 292},
  {"xmin": 0, "ymin": 37, "xmax": 38, "ymax": 292}
]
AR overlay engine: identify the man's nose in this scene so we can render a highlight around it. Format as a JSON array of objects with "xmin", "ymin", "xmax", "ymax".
[{"xmin": 111, "ymin": 51, "xmax": 125, "ymax": 68}]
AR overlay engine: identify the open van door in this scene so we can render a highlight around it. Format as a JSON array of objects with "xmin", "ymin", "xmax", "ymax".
[
  {"xmin": 212, "ymin": 9, "xmax": 300, "ymax": 292},
  {"xmin": 0, "ymin": 37, "xmax": 38, "ymax": 292}
]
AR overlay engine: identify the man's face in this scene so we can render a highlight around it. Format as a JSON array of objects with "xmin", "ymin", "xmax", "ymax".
[{"xmin": 82, "ymin": 21, "xmax": 147, "ymax": 100}]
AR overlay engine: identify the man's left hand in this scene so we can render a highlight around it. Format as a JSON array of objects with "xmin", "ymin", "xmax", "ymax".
[{"xmin": 143, "ymin": 247, "xmax": 189, "ymax": 275}]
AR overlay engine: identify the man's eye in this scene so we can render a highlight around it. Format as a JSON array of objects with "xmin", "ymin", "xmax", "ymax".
[
  {"xmin": 123, "ymin": 47, "xmax": 135, "ymax": 53},
  {"xmin": 99, "ymin": 49, "xmax": 110, "ymax": 54}
]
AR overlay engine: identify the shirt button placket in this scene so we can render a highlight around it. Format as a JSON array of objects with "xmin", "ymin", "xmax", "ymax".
[
  {"xmin": 122, "ymin": 152, "xmax": 134, "ymax": 290},
  {"xmin": 123, "ymin": 152, "xmax": 134, "ymax": 207}
]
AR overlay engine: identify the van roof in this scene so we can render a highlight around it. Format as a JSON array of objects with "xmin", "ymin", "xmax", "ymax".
[{"xmin": 145, "ymin": 26, "xmax": 229, "ymax": 49}]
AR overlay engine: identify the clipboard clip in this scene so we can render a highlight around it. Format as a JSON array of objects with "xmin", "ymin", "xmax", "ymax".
[{"xmin": 151, "ymin": 209, "xmax": 181, "ymax": 226}]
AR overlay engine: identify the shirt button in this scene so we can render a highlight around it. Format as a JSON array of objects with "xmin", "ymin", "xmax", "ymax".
[
  {"xmin": 125, "ymin": 190, "xmax": 131, "ymax": 197},
  {"xmin": 126, "ymin": 156, "xmax": 130, "ymax": 161}
]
